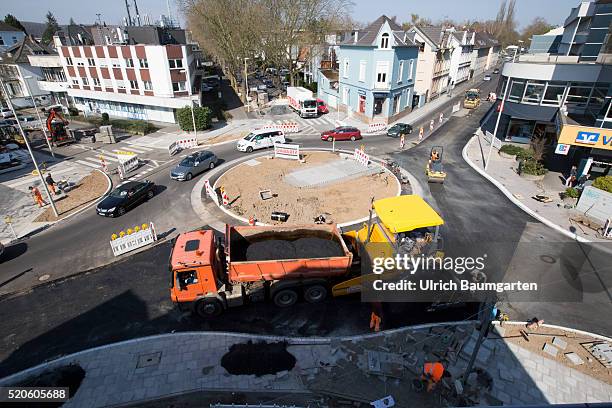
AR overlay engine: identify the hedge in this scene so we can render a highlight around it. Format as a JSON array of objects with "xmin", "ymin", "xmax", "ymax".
[
  {"xmin": 564, "ymin": 187, "xmax": 580, "ymax": 198},
  {"xmin": 176, "ymin": 105, "xmax": 213, "ymax": 131},
  {"xmin": 74, "ymin": 115, "xmax": 159, "ymax": 135},
  {"xmin": 592, "ymin": 175, "xmax": 612, "ymax": 193},
  {"xmin": 499, "ymin": 144, "xmax": 523, "ymax": 155},
  {"xmin": 520, "ymin": 158, "xmax": 547, "ymax": 176}
]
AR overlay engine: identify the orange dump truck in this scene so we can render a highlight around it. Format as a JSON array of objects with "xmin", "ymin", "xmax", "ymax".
[{"xmin": 169, "ymin": 224, "xmax": 355, "ymax": 317}]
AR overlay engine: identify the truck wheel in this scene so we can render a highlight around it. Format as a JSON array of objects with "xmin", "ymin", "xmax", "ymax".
[
  {"xmin": 273, "ymin": 288, "xmax": 298, "ymax": 308},
  {"xmin": 196, "ymin": 299, "xmax": 223, "ymax": 318},
  {"xmin": 304, "ymin": 285, "xmax": 327, "ymax": 304}
]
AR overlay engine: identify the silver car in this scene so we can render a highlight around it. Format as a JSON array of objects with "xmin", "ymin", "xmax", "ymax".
[{"xmin": 170, "ymin": 150, "xmax": 217, "ymax": 181}]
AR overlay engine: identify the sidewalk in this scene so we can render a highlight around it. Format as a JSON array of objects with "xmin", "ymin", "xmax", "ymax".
[
  {"xmin": 1, "ymin": 321, "xmax": 610, "ymax": 407},
  {"xmin": 464, "ymin": 132, "xmax": 609, "ymax": 243}
]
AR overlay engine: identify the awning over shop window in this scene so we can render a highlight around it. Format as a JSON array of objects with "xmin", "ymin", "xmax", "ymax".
[{"xmin": 502, "ymin": 101, "xmax": 559, "ymax": 123}]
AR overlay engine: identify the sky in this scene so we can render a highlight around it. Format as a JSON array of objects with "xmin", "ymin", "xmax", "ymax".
[{"xmin": 3, "ymin": 0, "xmax": 581, "ymax": 29}]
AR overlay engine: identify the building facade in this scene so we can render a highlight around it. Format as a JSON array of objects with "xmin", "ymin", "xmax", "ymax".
[
  {"xmin": 318, "ymin": 16, "xmax": 418, "ymax": 124},
  {"xmin": 0, "ymin": 22, "xmax": 26, "ymax": 52},
  {"xmin": 448, "ymin": 30, "xmax": 474, "ymax": 87},
  {"xmin": 528, "ymin": 27, "xmax": 563, "ymax": 54},
  {"xmin": 557, "ymin": 0, "xmax": 612, "ymax": 61},
  {"xmin": 471, "ymin": 32, "xmax": 500, "ymax": 78}
]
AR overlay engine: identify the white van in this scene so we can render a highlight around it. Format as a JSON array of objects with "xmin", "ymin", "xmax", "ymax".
[{"xmin": 236, "ymin": 128, "xmax": 286, "ymax": 153}]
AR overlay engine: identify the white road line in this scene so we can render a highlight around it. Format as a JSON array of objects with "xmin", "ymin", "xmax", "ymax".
[
  {"xmin": 95, "ymin": 151, "xmax": 120, "ymax": 162},
  {"xmin": 75, "ymin": 159, "xmax": 102, "ymax": 169},
  {"xmin": 112, "ymin": 146, "xmax": 148, "ymax": 154},
  {"xmin": 124, "ymin": 144, "xmax": 153, "ymax": 152}
]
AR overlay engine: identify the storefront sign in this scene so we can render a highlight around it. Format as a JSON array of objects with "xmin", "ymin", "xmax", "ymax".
[
  {"xmin": 274, "ymin": 143, "xmax": 300, "ymax": 160},
  {"xmin": 554, "ymin": 143, "xmax": 570, "ymax": 155},
  {"xmin": 558, "ymin": 125, "xmax": 612, "ymax": 151}
]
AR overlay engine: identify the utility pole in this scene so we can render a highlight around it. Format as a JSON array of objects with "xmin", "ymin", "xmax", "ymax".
[
  {"xmin": 22, "ymin": 76, "xmax": 54, "ymax": 157},
  {"xmin": 462, "ymin": 300, "xmax": 494, "ymax": 388},
  {"xmin": 485, "ymin": 75, "xmax": 511, "ymax": 171},
  {"xmin": 0, "ymin": 78, "xmax": 59, "ymax": 217}
]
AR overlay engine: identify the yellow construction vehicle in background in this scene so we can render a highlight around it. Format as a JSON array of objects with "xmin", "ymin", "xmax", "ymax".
[{"xmin": 463, "ymin": 89, "xmax": 481, "ymax": 109}]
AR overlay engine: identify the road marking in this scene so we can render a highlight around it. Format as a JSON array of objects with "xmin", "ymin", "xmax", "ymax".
[
  {"xmin": 4, "ymin": 166, "xmax": 77, "ymax": 188},
  {"xmin": 112, "ymin": 147, "xmax": 148, "ymax": 154},
  {"xmin": 95, "ymin": 150, "xmax": 120, "ymax": 162},
  {"xmin": 125, "ymin": 143, "xmax": 155, "ymax": 151},
  {"xmin": 75, "ymin": 159, "xmax": 102, "ymax": 169}
]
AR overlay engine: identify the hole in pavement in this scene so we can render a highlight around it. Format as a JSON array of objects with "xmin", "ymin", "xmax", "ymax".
[
  {"xmin": 221, "ymin": 340, "xmax": 296, "ymax": 376},
  {"xmin": 14, "ymin": 364, "xmax": 85, "ymax": 407}
]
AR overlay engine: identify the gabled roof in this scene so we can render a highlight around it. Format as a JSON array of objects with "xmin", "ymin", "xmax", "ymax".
[
  {"xmin": 415, "ymin": 26, "xmax": 446, "ymax": 47},
  {"xmin": 340, "ymin": 15, "xmax": 416, "ymax": 47},
  {"xmin": 0, "ymin": 36, "xmax": 53, "ymax": 64}
]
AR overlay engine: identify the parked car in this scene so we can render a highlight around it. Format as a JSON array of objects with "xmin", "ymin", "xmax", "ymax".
[
  {"xmin": 316, "ymin": 99, "xmax": 329, "ymax": 114},
  {"xmin": 321, "ymin": 126, "xmax": 362, "ymax": 142},
  {"xmin": 1, "ymin": 109, "xmax": 14, "ymax": 119},
  {"xmin": 483, "ymin": 75, "xmax": 492, "ymax": 81},
  {"xmin": 279, "ymin": 68, "xmax": 290, "ymax": 76},
  {"xmin": 386, "ymin": 123, "xmax": 413, "ymax": 137},
  {"xmin": 236, "ymin": 128, "xmax": 286, "ymax": 153},
  {"xmin": 170, "ymin": 150, "xmax": 218, "ymax": 181},
  {"xmin": 493, "ymin": 68, "xmax": 500, "ymax": 74},
  {"xmin": 96, "ymin": 180, "xmax": 156, "ymax": 217}
]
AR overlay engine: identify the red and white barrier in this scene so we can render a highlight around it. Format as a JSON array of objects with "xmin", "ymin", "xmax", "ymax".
[
  {"xmin": 364, "ymin": 122, "xmax": 387, "ymax": 134},
  {"xmin": 255, "ymin": 123, "xmax": 300, "ymax": 134},
  {"xmin": 222, "ymin": 190, "xmax": 230, "ymax": 206},
  {"xmin": 353, "ymin": 148, "xmax": 370, "ymax": 166},
  {"xmin": 176, "ymin": 137, "xmax": 198, "ymax": 149}
]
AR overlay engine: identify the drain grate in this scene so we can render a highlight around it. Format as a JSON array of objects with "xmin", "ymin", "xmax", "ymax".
[{"xmin": 136, "ymin": 351, "xmax": 162, "ymax": 368}]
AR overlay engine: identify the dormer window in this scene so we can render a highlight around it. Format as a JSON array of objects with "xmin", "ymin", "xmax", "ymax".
[{"xmin": 380, "ymin": 33, "xmax": 389, "ymax": 49}]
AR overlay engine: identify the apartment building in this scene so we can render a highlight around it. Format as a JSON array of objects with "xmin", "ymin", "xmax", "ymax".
[
  {"xmin": 448, "ymin": 30, "xmax": 474, "ymax": 87},
  {"xmin": 0, "ymin": 22, "xmax": 26, "ymax": 52},
  {"xmin": 471, "ymin": 32, "xmax": 500, "ymax": 78},
  {"xmin": 318, "ymin": 15, "xmax": 419, "ymax": 124},
  {"xmin": 409, "ymin": 26, "xmax": 453, "ymax": 106},
  {"xmin": 557, "ymin": 0, "xmax": 612, "ymax": 61}
]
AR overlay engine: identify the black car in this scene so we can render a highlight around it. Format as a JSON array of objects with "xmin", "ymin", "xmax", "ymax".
[
  {"xmin": 387, "ymin": 123, "xmax": 413, "ymax": 137},
  {"xmin": 96, "ymin": 180, "xmax": 156, "ymax": 217}
]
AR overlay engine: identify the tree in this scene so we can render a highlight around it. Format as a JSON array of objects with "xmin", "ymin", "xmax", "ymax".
[
  {"xmin": 41, "ymin": 11, "xmax": 60, "ymax": 45},
  {"xmin": 402, "ymin": 13, "xmax": 432, "ymax": 30},
  {"xmin": 521, "ymin": 17, "xmax": 555, "ymax": 44},
  {"xmin": 4, "ymin": 14, "xmax": 26, "ymax": 32},
  {"xmin": 176, "ymin": 105, "xmax": 213, "ymax": 131},
  {"xmin": 69, "ymin": 17, "xmax": 77, "ymax": 26}
]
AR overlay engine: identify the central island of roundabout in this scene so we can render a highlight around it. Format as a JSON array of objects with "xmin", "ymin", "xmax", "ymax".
[{"xmin": 205, "ymin": 149, "xmax": 404, "ymax": 228}]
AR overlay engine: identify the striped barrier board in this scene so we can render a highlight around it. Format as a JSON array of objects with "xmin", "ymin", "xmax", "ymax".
[
  {"xmin": 364, "ymin": 122, "xmax": 387, "ymax": 134},
  {"xmin": 353, "ymin": 148, "xmax": 369, "ymax": 166},
  {"xmin": 177, "ymin": 137, "xmax": 198, "ymax": 149},
  {"xmin": 254, "ymin": 123, "xmax": 300, "ymax": 134}
]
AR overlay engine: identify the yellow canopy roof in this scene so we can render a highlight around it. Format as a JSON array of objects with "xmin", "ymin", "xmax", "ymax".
[{"xmin": 373, "ymin": 195, "xmax": 444, "ymax": 233}]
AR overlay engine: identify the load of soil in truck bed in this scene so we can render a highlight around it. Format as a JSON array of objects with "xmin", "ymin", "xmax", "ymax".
[{"xmin": 245, "ymin": 237, "xmax": 344, "ymax": 261}]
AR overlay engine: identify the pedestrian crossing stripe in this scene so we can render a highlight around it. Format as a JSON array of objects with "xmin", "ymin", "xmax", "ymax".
[
  {"xmin": 125, "ymin": 143, "xmax": 155, "ymax": 152},
  {"xmin": 96, "ymin": 151, "xmax": 120, "ymax": 162},
  {"xmin": 112, "ymin": 147, "xmax": 148, "ymax": 154},
  {"xmin": 75, "ymin": 159, "xmax": 101, "ymax": 169}
]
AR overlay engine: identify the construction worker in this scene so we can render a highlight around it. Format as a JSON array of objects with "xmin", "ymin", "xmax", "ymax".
[
  {"xmin": 422, "ymin": 361, "xmax": 445, "ymax": 392},
  {"xmin": 431, "ymin": 149, "xmax": 440, "ymax": 162},
  {"xmin": 45, "ymin": 173, "xmax": 57, "ymax": 195},
  {"xmin": 370, "ymin": 302, "xmax": 383, "ymax": 332},
  {"xmin": 29, "ymin": 186, "xmax": 45, "ymax": 208}
]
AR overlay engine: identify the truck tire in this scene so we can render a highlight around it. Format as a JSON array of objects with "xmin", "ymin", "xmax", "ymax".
[
  {"xmin": 304, "ymin": 284, "xmax": 327, "ymax": 304},
  {"xmin": 273, "ymin": 288, "xmax": 298, "ymax": 308},
  {"xmin": 195, "ymin": 298, "xmax": 223, "ymax": 318}
]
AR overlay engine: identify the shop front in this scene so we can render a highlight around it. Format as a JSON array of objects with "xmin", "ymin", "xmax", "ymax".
[
  {"xmin": 502, "ymin": 101, "xmax": 559, "ymax": 144},
  {"xmin": 556, "ymin": 123, "xmax": 612, "ymax": 178}
]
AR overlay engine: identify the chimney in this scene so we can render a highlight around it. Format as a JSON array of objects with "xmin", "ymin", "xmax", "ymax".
[{"xmin": 354, "ymin": 31, "xmax": 359, "ymax": 43}]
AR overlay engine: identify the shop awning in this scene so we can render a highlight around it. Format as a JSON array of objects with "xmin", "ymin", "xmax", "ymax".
[{"xmin": 503, "ymin": 101, "xmax": 559, "ymax": 123}]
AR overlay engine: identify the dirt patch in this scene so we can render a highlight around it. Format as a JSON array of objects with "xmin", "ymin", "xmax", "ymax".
[
  {"xmin": 13, "ymin": 363, "xmax": 85, "ymax": 407},
  {"xmin": 501, "ymin": 323, "xmax": 612, "ymax": 384},
  {"xmin": 34, "ymin": 171, "xmax": 108, "ymax": 222},
  {"xmin": 203, "ymin": 130, "xmax": 249, "ymax": 145},
  {"xmin": 221, "ymin": 340, "xmax": 296, "ymax": 376},
  {"xmin": 217, "ymin": 151, "xmax": 398, "ymax": 224}
]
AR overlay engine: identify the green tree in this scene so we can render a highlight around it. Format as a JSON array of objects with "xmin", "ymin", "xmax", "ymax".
[
  {"xmin": 521, "ymin": 17, "xmax": 555, "ymax": 44},
  {"xmin": 41, "ymin": 11, "xmax": 60, "ymax": 45},
  {"xmin": 592, "ymin": 175, "xmax": 612, "ymax": 193},
  {"xmin": 4, "ymin": 14, "xmax": 26, "ymax": 32},
  {"xmin": 176, "ymin": 105, "xmax": 213, "ymax": 131}
]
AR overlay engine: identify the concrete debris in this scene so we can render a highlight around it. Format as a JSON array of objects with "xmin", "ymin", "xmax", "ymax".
[
  {"xmin": 552, "ymin": 337, "xmax": 568, "ymax": 350},
  {"xmin": 564, "ymin": 352, "xmax": 584, "ymax": 366},
  {"xmin": 542, "ymin": 343, "xmax": 559, "ymax": 357}
]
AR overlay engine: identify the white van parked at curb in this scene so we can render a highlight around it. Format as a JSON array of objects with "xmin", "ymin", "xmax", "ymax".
[{"xmin": 236, "ymin": 128, "xmax": 286, "ymax": 153}]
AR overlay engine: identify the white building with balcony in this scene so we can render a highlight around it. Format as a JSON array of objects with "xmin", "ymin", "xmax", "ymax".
[
  {"xmin": 27, "ymin": 53, "xmax": 70, "ymax": 106},
  {"xmin": 448, "ymin": 30, "xmax": 474, "ymax": 87}
]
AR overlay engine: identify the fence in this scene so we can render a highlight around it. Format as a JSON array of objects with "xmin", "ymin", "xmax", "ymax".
[
  {"xmin": 364, "ymin": 122, "xmax": 387, "ymax": 134},
  {"xmin": 176, "ymin": 137, "xmax": 198, "ymax": 149}
]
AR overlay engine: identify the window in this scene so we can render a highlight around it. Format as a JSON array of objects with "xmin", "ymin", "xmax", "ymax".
[
  {"xmin": 72, "ymin": 79, "xmax": 78, "ymax": 85},
  {"xmin": 143, "ymin": 80, "xmax": 153, "ymax": 90},
  {"xmin": 92, "ymin": 77, "xmax": 100, "ymax": 86},
  {"xmin": 0, "ymin": 37, "xmax": 4, "ymax": 45},
  {"xmin": 125, "ymin": 58, "xmax": 134, "ymax": 68},
  {"xmin": 87, "ymin": 58, "xmax": 96, "ymax": 66},
  {"xmin": 408, "ymin": 60, "xmax": 414, "ymax": 80},
  {"xmin": 116, "ymin": 80, "xmax": 126, "ymax": 89},
  {"xmin": 508, "ymin": 80, "xmax": 525, "ymax": 102},
  {"xmin": 398, "ymin": 61, "xmax": 404, "ymax": 83},
  {"xmin": 375, "ymin": 61, "xmax": 389, "ymax": 87},
  {"xmin": 77, "ymin": 61, "xmax": 84, "ymax": 66},
  {"xmin": 129, "ymin": 80, "xmax": 138, "ymax": 89},
  {"xmin": 168, "ymin": 59, "xmax": 183, "ymax": 69},
  {"xmin": 172, "ymin": 81, "xmax": 186, "ymax": 92},
  {"xmin": 359, "ymin": 61, "xmax": 366, "ymax": 82},
  {"xmin": 82, "ymin": 77, "xmax": 89, "ymax": 86},
  {"xmin": 523, "ymin": 80, "xmax": 545, "ymax": 103},
  {"xmin": 566, "ymin": 83, "xmax": 593, "ymax": 105},
  {"xmin": 139, "ymin": 58, "xmax": 149, "ymax": 68},
  {"xmin": 542, "ymin": 82, "xmax": 566, "ymax": 106},
  {"xmin": 12, "ymin": 36, "xmax": 18, "ymax": 44},
  {"xmin": 380, "ymin": 33, "xmax": 389, "ymax": 49},
  {"xmin": 343, "ymin": 58, "xmax": 349, "ymax": 78}
]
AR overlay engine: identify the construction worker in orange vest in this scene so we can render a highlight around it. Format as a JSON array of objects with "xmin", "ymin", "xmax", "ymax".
[
  {"xmin": 370, "ymin": 302, "xmax": 383, "ymax": 332},
  {"xmin": 422, "ymin": 361, "xmax": 445, "ymax": 392},
  {"xmin": 29, "ymin": 185, "xmax": 45, "ymax": 208}
]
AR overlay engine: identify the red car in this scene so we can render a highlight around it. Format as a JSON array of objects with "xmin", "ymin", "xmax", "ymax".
[
  {"xmin": 321, "ymin": 126, "xmax": 362, "ymax": 141},
  {"xmin": 316, "ymin": 99, "xmax": 328, "ymax": 114}
]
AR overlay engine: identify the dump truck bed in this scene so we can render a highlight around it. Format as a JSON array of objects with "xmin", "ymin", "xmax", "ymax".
[{"xmin": 226, "ymin": 224, "xmax": 353, "ymax": 282}]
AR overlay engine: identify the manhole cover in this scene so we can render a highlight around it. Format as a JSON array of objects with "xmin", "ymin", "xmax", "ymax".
[
  {"xmin": 38, "ymin": 274, "xmax": 50, "ymax": 281},
  {"xmin": 136, "ymin": 351, "xmax": 162, "ymax": 368}
]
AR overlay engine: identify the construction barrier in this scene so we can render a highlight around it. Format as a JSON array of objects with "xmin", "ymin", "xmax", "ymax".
[
  {"xmin": 177, "ymin": 137, "xmax": 198, "ymax": 149},
  {"xmin": 274, "ymin": 143, "xmax": 300, "ymax": 160},
  {"xmin": 204, "ymin": 180, "xmax": 218, "ymax": 205},
  {"xmin": 439, "ymin": 112, "xmax": 444, "ymax": 123},
  {"xmin": 452, "ymin": 102, "xmax": 461, "ymax": 113},
  {"xmin": 353, "ymin": 148, "xmax": 370, "ymax": 167},
  {"xmin": 119, "ymin": 154, "xmax": 139, "ymax": 174},
  {"xmin": 400, "ymin": 135, "xmax": 405, "ymax": 149},
  {"xmin": 255, "ymin": 123, "xmax": 300, "ymax": 133},
  {"xmin": 364, "ymin": 122, "xmax": 387, "ymax": 134},
  {"xmin": 429, "ymin": 119, "xmax": 435, "ymax": 132},
  {"xmin": 110, "ymin": 222, "xmax": 157, "ymax": 256},
  {"xmin": 168, "ymin": 141, "xmax": 180, "ymax": 156}
]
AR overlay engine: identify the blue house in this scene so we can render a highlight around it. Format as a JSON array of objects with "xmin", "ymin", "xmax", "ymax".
[
  {"xmin": 318, "ymin": 15, "xmax": 419, "ymax": 124},
  {"xmin": 0, "ymin": 22, "xmax": 26, "ymax": 52}
]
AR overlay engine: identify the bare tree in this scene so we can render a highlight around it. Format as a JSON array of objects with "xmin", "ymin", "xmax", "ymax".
[{"xmin": 521, "ymin": 17, "xmax": 555, "ymax": 44}]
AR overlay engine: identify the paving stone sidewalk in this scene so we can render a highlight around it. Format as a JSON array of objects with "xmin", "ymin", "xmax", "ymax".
[
  {"xmin": 465, "ymin": 132, "xmax": 609, "ymax": 243},
  {"xmin": 1, "ymin": 322, "xmax": 610, "ymax": 407}
]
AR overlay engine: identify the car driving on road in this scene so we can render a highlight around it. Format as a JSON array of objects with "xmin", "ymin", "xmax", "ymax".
[
  {"xmin": 483, "ymin": 74, "xmax": 492, "ymax": 81},
  {"xmin": 387, "ymin": 123, "xmax": 413, "ymax": 137},
  {"xmin": 96, "ymin": 180, "xmax": 156, "ymax": 217},
  {"xmin": 321, "ymin": 126, "xmax": 362, "ymax": 142},
  {"xmin": 236, "ymin": 128, "xmax": 285, "ymax": 153},
  {"xmin": 170, "ymin": 150, "xmax": 218, "ymax": 181}
]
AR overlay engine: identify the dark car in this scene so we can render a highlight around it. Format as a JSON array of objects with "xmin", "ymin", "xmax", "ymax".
[
  {"xmin": 321, "ymin": 126, "xmax": 362, "ymax": 142},
  {"xmin": 96, "ymin": 180, "xmax": 156, "ymax": 217},
  {"xmin": 170, "ymin": 150, "xmax": 217, "ymax": 181},
  {"xmin": 387, "ymin": 123, "xmax": 413, "ymax": 137}
]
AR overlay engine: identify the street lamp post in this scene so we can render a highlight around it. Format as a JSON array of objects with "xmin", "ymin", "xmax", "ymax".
[
  {"xmin": 180, "ymin": 69, "xmax": 197, "ymax": 138},
  {"xmin": 244, "ymin": 57, "xmax": 250, "ymax": 112},
  {"xmin": 0, "ymin": 77, "xmax": 59, "ymax": 217},
  {"xmin": 22, "ymin": 75, "xmax": 54, "ymax": 157},
  {"xmin": 485, "ymin": 75, "xmax": 512, "ymax": 171}
]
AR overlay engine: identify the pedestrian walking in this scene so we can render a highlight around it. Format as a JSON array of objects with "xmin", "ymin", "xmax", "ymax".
[
  {"xmin": 45, "ymin": 173, "xmax": 58, "ymax": 195},
  {"xmin": 29, "ymin": 185, "xmax": 46, "ymax": 208},
  {"xmin": 565, "ymin": 165, "xmax": 578, "ymax": 187},
  {"xmin": 399, "ymin": 134, "xmax": 405, "ymax": 150}
]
